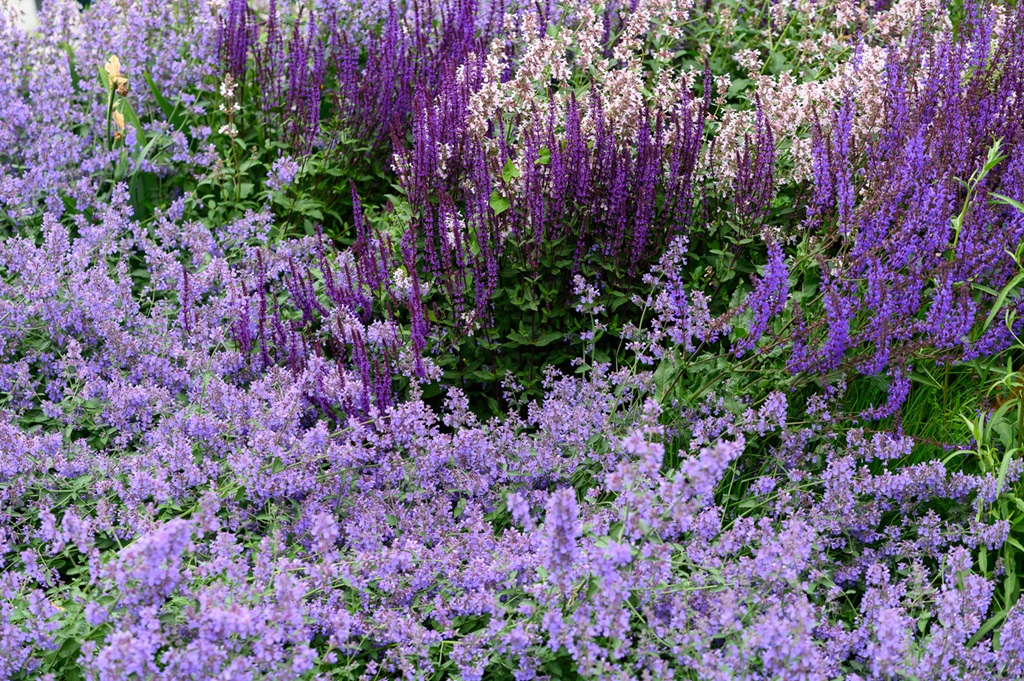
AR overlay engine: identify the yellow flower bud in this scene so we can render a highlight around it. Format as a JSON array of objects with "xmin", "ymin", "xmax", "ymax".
[
  {"xmin": 104, "ymin": 55, "xmax": 121, "ymax": 80},
  {"xmin": 104, "ymin": 55, "xmax": 128, "ymax": 90}
]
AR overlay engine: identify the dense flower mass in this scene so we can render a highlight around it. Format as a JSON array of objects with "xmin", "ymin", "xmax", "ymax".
[{"xmin": 1, "ymin": 0, "xmax": 1024, "ymax": 679}]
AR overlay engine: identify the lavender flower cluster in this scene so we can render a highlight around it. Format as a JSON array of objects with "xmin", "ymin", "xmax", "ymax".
[
  {"xmin": 0, "ymin": 0, "xmax": 1023, "ymax": 679},
  {"xmin": 1, "ymin": 196, "xmax": 1022, "ymax": 678}
]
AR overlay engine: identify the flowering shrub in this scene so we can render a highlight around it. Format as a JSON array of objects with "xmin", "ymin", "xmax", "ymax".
[{"xmin": 1, "ymin": 0, "xmax": 1024, "ymax": 679}]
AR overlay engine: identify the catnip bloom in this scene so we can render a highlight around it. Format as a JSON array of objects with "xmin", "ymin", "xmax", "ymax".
[
  {"xmin": 267, "ymin": 156, "xmax": 299, "ymax": 191},
  {"xmin": 540, "ymin": 489, "xmax": 582, "ymax": 591}
]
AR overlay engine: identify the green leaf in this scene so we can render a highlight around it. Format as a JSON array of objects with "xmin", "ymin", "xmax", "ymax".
[
  {"xmin": 467, "ymin": 370, "xmax": 494, "ymax": 383},
  {"xmin": 654, "ymin": 358, "xmax": 676, "ymax": 393},
  {"xmin": 501, "ymin": 158, "xmax": 521, "ymax": 183},
  {"xmin": 981, "ymin": 139, "xmax": 1007, "ymax": 178},
  {"xmin": 982, "ymin": 270, "xmax": 1024, "ymax": 332},
  {"xmin": 489, "ymin": 190, "xmax": 510, "ymax": 216},
  {"xmin": 536, "ymin": 147, "xmax": 551, "ymax": 165},
  {"xmin": 506, "ymin": 330, "xmax": 532, "ymax": 345},
  {"xmin": 58, "ymin": 42, "xmax": 81, "ymax": 92},
  {"xmin": 143, "ymin": 71, "xmax": 175, "ymax": 119},
  {"xmin": 119, "ymin": 99, "xmax": 143, "ymax": 138},
  {"xmin": 97, "ymin": 63, "xmax": 110, "ymax": 91},
  {"xmin": 768, "ymin": 51, "xmax": 788, "ymax": 74},
  {"xmin": 968, "ymin": 608, "xmax": 1007, "ymax": 647},
  {"xmin": 910, "ymin": 365, "xmax": 943, "ymax": 390},
  {"xmin": 293, "ymin": 198, "xmax": 324, "ymax": 220},
  {"xmin": 533, "ymin": 332, "xmax": 563, "ymax": 347}
]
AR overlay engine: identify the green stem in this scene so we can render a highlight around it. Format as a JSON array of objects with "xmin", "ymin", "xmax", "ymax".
[{"xmin": 105, "ymin": 88, "xmax": 115, "ymax": 153}]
